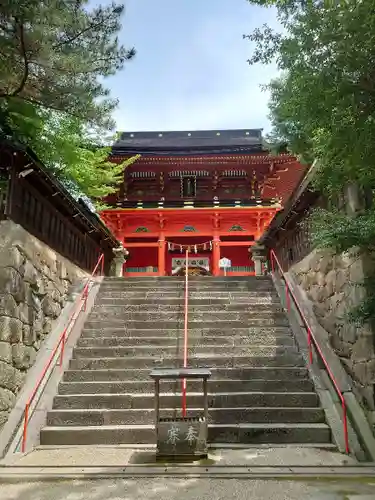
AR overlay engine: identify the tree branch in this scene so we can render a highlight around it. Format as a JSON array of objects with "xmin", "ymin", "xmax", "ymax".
[
  {"xmin": 52, "ymin": 12, "xmax": 115, "ymax": 50},
  {"xmin": 1, "ymin": 94, "xmax": 110, "ymax": 127},
  {"xmin": 2, "ymin": 94, "xmax": 82, "ymax": 118},
  {"xmin": 11, "ymin": 19, "xmax": 29, "ymax": 97}
]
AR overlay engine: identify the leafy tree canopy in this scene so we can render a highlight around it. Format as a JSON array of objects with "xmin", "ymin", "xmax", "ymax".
[
  {"xmin": 0, "ymin": 0, "xmax": 137, "ymax": 206},
  {"xmin": 245, "ymin": 0, "xmax": 375, "ymax": 197},
  {"xmin": 0, "ymin": 0, "xmax": 135, "ymax": 129},
  {"xmin": 245, "ymin": 0, "xmax": 375, "ymax": 323}
]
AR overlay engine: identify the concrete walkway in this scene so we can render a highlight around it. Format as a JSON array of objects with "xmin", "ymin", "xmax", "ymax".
[
  {"xmin": 1, "ymin": 447, "xmax": 374, "ymax": 499},
  {"xmin": 2, "ymin": 445, "xmax": 356, "ymax": 468},
  {"xmin": 0, "ymin": 477, "xmax": 375, "ymax": 500}
]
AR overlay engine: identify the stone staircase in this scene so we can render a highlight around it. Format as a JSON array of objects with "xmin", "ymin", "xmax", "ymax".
[{"xmin": 40, "ymin": 276, "xmax": 332, "ymax": 446}]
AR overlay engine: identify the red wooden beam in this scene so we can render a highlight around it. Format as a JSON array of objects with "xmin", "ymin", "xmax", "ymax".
[
  {"xmin": 123, "ymin": 242, "xmax": 159, "ymax": 248},
  {"xmin": 219, "ymin": 241, "xmax": 255, "ymax": 247}
]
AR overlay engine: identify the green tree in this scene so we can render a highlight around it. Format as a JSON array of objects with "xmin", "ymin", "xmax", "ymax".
[
  {"xmin": 37, "ymin": 115, "xmax": 141, "ymax": 204},
  {"xmin": 245, "ymin": 0, "xmax": 375, "ymax": 322},
  {"xmin": 245, "ymin": 0, "xmax": 375, "ymax": 195},
  {"xmin": 0, "ymin": 0, "xmax": 135, "ymax": 129},
  {"xmin": 2, "ymin": 100, "xmax": 140, "ymax": 206},
  {"xmin": 0, "ymin": 0, "xmax": 137, "ymax": 205}
]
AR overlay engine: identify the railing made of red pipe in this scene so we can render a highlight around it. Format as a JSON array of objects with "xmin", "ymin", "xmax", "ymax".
[
  {"xmin": 21, "ymin": 253, "xmax": 105, "ymax": 453},
  {"xmin": 182, "ymin": 249, "xmax": 189, "ymax": 417},
  {"xmin": 270, "ymin": 249, "xmax": 350, "ymax": 454}
]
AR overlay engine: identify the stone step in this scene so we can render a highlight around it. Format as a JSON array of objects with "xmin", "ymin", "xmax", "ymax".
[
  {"xmin": 77, "ymin": 335, "xmax": 296, "ymax": 347},
  {"xmin": 72, "ymin": 345, "xmax": 298, "ymax": 359},
  {"xmin": 81, "ymin": 326, "xmax": 293, "ymax": 338},
  {"xmin": 97, "ymin": 291, "xmax": 277, "ymax": 298},
  {"xmin": 100, "ymin": 280, "xmax": 274, "ymax": 285},
  {"xmin": 95, "ymin": 297, "xmax": 281, "ymax": 306},
  {"xmin": 40, "ymin": 423, "xmax": 331, "ymax": 445},
  {"xmin": 84, "ymin": 319, "xmax": 290, "ymax": 330},
  {"xmin": 100, "ymin": 279, "xmax": 274, "ymax": 285},
  {"xmin": 100, "ymin": 279, "xmax": 274, "ymax": 290},
  {"xmin": 40, "ymin": 273, "xmax": 332, "ymax": 449},
  {"xmin": 58, "ymin": 379, "xmax": 315, "ymax": 395},
  {"xmin": 104, "ymin": 279, "xmax": 273, "ymax": 284},
  {"xmin": 87, "ymin": 310, "xmax": 287, "ymax": 321},
  {"xmin": 99, "ymin": 284, "xmax": 275, "ymax": 291},
  {"xmin": 63, "ymin": 366, "xmax": 309, "ymax": 382},
  {"xmin": 104, "ymin": 277, "xmax": 272, "ymax": 283},
  {"xmin": 53, "ymin": 392, "xmax": 320, "ymax": 410},
  {"xmin": 47, "ymin": 406, "xmax": 325, "ymax": 426},
  {"xmin": 91, "ymin": 304, "xmax": 284, "ymax": 313},
  {"xmin": 99, "ymin": 287, "xmax": 276, "ymax": 294},
  {"xmin": 69, "ymin": 354, "xmax": 304, "ymax": 370}
]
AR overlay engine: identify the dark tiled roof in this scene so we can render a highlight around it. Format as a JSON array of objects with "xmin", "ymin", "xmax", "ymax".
[{"xmin": 112, "ymin": 129, "xmax": 265, "ymax": 156}]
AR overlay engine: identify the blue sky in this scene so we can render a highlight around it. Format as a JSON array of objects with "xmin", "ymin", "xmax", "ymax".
[{"xmin": 100, "ymin": 0, "xmax": 280, "ymax": 133}]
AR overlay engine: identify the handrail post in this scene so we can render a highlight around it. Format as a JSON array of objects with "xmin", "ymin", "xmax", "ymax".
[
  {"xmin": 342, "ymin": 399, "xmax": 350, "ymax": 454},
  {"xmin": 59, "ymin": 329, "xmax": 66, "ymax": 367},
  {"xmin": 307, "ymin": 327, "xmax": 313, "ymax": 365},
  {"xmin": 285, "ymin": 284, "xmax": 291, "ymax": 312},
  {"xmin": 270, "ymin": 250, "xmax": 275, "ymax": 273},
  {"xmin": 83, "ymin": 283, "xmax": 89, "ymax": 312},
  {"xmin": 182, "ymin": 249, "xmax": 189, "ymax": 417},
  {"xmin": 100, "ymin": 254, "xmax": 104, "ymax": 276},
  {"xmin": 21, "ymin": 402, "xmax": 30, "ymax": 453}
]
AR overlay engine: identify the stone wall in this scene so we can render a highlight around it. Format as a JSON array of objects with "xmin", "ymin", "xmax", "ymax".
[
  {"xmin": 291, "ymin": 248, "xmax": 375, "ymax": 416},
  {"xmin": 0, "ymin": 220, "xmax": 87, "ymax": 429}
]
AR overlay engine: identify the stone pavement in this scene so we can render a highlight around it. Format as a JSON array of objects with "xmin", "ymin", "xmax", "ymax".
[
  {"xmin": 0, "ymin": 477, "xmax": 375, "ymax": 500},
  {"xmin": 1, "ymin": 446, "xmax": 374, "ymax": 499},
  {"xmin": 2, "ymin": 445, "xmax": 356, "ymax": 467}
]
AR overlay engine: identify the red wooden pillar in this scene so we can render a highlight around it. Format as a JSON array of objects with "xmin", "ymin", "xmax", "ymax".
[
  {"xmin": 158, "ymin": 235, "xmax": 166, "ymax": 276},
  {"xmin": 212, "ymin": 236, "xmax": 220, "ymax": 276}
]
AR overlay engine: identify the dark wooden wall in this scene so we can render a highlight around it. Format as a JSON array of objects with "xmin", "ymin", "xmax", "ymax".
[
  {"xmin": 10, "ymin": 178, "xmax": 103, "ymax": 271},
  {"xmin": 268, "ymin": 216, "xmax": 312, "ymax": 271},
  {"xmin": 264, "ymin": 190, "xmax": 320, "ymax": 271},
  {"xmin": 0, "ymin": 143, "xmax": 117, "ymax": 273}
]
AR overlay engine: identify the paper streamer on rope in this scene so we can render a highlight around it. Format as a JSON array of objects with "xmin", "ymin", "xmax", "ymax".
[{"xmin": 166, "ymin": 239, "xmax": 214, "ymax": 253}]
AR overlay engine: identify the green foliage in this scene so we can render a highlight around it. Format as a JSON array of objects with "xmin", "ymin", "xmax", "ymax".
[
  {"xmin": 24, "ymin": 113, "xmax": 140, "ymax": 200},
  {"xmin": 308, "ymin": 208, "xmax": 375, "ymax": 253},
  {"xmin": 305, "ymin": 205, "xmax": 375, "ymax": 326},
  {"xmin": 0, "ymin": 0, "xmax": 136, "ymax": 206},
  {"xmin": 245, "ymin": 0, "xmax": 375, "ymax": 195},
  {"xmin": 0, "ymin": 0, "xmax": 135, "ymax": 129},
  {"xmin": 245, "ymin": 0, "xmax": 375, "ymax": 324},
  {"xmin": 346, "ymin": 275, "xmax": 375, "ymax": 326},
  {"xmin": 1, "ymin": 98, "xmax": 140, "ymax": 206}
]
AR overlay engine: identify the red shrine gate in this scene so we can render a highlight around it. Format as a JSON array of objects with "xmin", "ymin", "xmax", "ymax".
[
  {"xmin": 100, "ymin": 206, "xmax": 280, "ymax": 276},
  {"xmin": 100, "ymin": 129, "xmax": 308, "ymax": 276}
]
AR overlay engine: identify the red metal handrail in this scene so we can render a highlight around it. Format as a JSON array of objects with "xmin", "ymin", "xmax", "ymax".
[
  {"xmin": 270, "ymin": 249, "xmax": 349, "ymax": 454},
  {"xmin": 182, "ymin": 249, "xmax": 189, "ymax": 417},
  {"xmin": 21, "ymin": 253, "xmax": 105, "ymax": 453}
]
